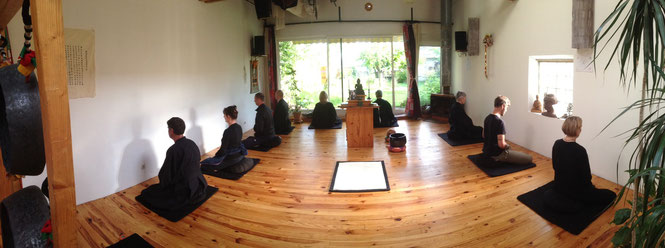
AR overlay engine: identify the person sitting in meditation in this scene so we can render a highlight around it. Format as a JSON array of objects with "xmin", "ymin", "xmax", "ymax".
[
  {"xmin": 273, "ymin": 90, "xmax": 293, "ymax": 134},
  {"xmin": 545, "ymin": 116, "xmax": 616, "ymax": 212},
  {"xmin": 136, "ymin": 117, "xmax": 209, "ymax": 218},
  {"xmin": 373, "ymin": 90, "xmax": 398, "ymax": 127},
  {"xmin": 447, "ymin": 91, "xmax": 482, "ymax": 140},
  {"xmin": 242, "ymin": 92, "xmax": 282, "ymax": 149},
  {"xmin": 311, "ymin": 91, "xmax": 341, "ymax": 128},
  {"xmin": 482, "ymin": 96, "xmax": 532, "ymax": 164},
  {"xmin": 201, "ymin": 106, "xmax": 254, "ymax": 173}
]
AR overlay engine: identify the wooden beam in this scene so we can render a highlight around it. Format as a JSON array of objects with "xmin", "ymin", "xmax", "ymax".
[
  {"xmin": 30, "ymin": 0, "xmax": 78, "ymax": 247},
  {"xmin": 0, "ymin": 0, "xmax": 22, "ymax": 27}
]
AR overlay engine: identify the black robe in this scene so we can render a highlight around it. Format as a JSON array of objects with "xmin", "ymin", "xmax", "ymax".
[
  {"xmin": 311, "ymin": 102, "xmax": 340, "ymax": 128},
  {"xmin": 274, "ymin": 99, "xmax": 292, "ymax": 134},
  {"xmin": 136, "ymin": 137, "xmax": 208, "ymax": 214},
  {"xmin": 448, "ymin": 102, "xmax": 482, "ymax": 140},
  {"xmin": 242, "ymin": 104, "xmax": 281, "ymax": 148},
  {"xmin": 253, "ymin": 104, "xmax": 275, "ymax": 138},
  {"xmin": 373, "ymin": 98, "xmax": 397, "ymax": 127}
]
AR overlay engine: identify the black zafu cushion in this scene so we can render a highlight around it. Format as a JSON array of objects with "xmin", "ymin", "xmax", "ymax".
[
  {"xmin": 136, "ymin": 186, "xmax": 218, "ymax": 222},
  {"xmin": 202, "ymin": 158, "xmax": 260, "ymax": 180},
  {"xmin": 0, "ymin": 64, "xmax": 45, "ymax": 175},
  {"xmin": 438, "ymin": 133, "xmax": 483, "ymax": 146},
  {"xmin": 308, "ymin": 122, "xmax": 343, "ymax": 129},
  {"xmin": 467, "ymin": 154, "xmax": 536, "ymax": 177},
  {"xmin": 1, "ymin": 186, "xmax": 50, "ymax": 248},
  {"xmin": 107, "ymin": 233, "xmax": 153, "ymax": 248},
  {"xmin": 517, "ymin": 182, "xmax": 614, "ymax": 235}
]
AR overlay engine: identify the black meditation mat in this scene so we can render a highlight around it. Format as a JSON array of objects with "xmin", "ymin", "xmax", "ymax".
[
  {"xmin": 517, "ymin": 182, "xmax": 613, "ymax": 235},
  {"xmin": 467, "ymin": 154, "xmax": 536, "ymax": 177},
  {"xmin": 107, "ymin": 233, "xmax": 153, "ymax": 248},
  {"xmin": 246, "ymin": 145, "xmax": 272, "ymax": 152},
  {"xmin": 276, "ymin": 126, "xmax": 296, "ymax": 135},
  {"xmin": 438, "ymin": 133, "xmax": 483, "ymax": 146},
  {"xmin": 202, "ymin": 158, "xmax": 260, "ymax": 180},
  {"xmin": 308, "ymin": 122, "xmax": 343, "ymax": 129},
  {"xmin": 136, "ymin": 186, "xmax": 218, "ymax": 222}
]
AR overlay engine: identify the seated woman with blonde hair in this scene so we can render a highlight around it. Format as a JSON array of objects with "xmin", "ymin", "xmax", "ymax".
[
  {"xmin": 310, "ymin": 91, "xmax": 341, "ymax": 128},
  {"xmin": 545, "ymin": 116, "xmax": 616, "ymax": 212}
]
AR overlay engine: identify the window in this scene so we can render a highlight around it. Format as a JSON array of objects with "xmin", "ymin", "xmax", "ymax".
[
  {"xmin": 417, "ymin": 46, "xmax": 442, "ymax": 106},
  {"xmin": 278, "ymin": 36, "xmax": 407, "ymax": 112},
  {"xmin": 528, "ymin": 56, "xmax": 574, "ymax": 118}
]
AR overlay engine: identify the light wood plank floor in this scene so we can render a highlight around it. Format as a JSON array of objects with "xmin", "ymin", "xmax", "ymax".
[{"xmin": 76, "ymin": 120, "xmax": 626, "ymax": 247}]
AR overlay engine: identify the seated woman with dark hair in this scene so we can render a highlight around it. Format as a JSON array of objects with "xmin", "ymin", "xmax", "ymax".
[
  {"xmin": 545, "ymin": 116, "xmax": 616, "ymax": 212},
  {"xmin": 201, "ymin": 105, "xmax": 254, "ymax": 174},
  {"xmin": 310, "ymin": 91, "xmax": 341, "ymax": 128}
]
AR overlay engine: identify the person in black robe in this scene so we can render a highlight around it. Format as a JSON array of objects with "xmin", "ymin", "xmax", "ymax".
[
  {"xmin": 448, "ymin": 91, "xmax": 482, "ymax": 140},
  {"xmin": 242, "ymin": 92, "xmax": 282, "ymax": 148},
  {"xmin": 273, "ymin": 90, "xmax": 293, "ymax": 134},
  {"xmin": 311, "ymin": 91, "xmax": 341, "ymax": 128},
  {"xmin": 545, "ymin": 116, "xmax": 616, "ymax": 212},
  {"xmin": 373, "ymin": 90, "xmax": 398, "ymax": 127},
  {"xmin": 201, "ymin": 106, "xmax": 255, "ymax": 174},
  {"xmin": 135, "ymin": 117, "xmax": 209, "ymax": 219}
]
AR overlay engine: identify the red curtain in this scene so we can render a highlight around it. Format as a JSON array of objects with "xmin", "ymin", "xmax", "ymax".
[
  {"xmin": 403, "ymin": 23, "xmax": 421, "ymax": 119},
  {"xmin": 266, "ymin": 25, "xmax": 278, "ymax": 109}
]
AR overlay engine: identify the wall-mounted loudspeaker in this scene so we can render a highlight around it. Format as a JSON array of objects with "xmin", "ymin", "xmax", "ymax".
[
  {"xmin": 252, "ymin": 36, "xmax": 266, "ymax": 56},
  {"xmin": 254, "ymin": 0, "xmax": 272, "ymax": 19},
  {"xmin": 455, "ymin": 31, "xmax": 468, "ymax": 52}
]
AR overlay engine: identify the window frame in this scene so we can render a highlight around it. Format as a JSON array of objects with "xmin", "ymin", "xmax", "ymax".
[{"xmin": 277, "ymin": 36, "xmax": 406, "ymax": 112}]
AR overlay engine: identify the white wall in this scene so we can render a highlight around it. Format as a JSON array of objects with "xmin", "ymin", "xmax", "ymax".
[
  {"xmin": 451, "ymin": 0, "xmax": 640, "ymax": 184},
  {"xmin": 6, "ymin": 0, "xmax": 264, "ymax": 204}
]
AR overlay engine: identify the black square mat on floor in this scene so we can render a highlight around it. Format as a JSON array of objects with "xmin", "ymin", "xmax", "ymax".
[
  {"xmin": 107, "ymin": 233, "xmax": 153, "ymax": 248},
  {"xmin": 276, "ymin": 126, "xmax": 296, "ymax": 135},
  {"xmin": 517, "ymin": 182, "xmax": 614, "ymax": 235},
  {"xmin": 438, "ymin": 133, "xmax": 483, "ymax": 146},
  {"xmin": 135, "ymin": 186, "xmax": 218, "ymax": 222},
  {"xmin": 308, "ymin": 122, "xmax": 343, "ymax": 129},
  {"xmin": 202, "ymin": 158, "xmax": 260, "ymax": 180},
  {"xmin": 467, "ymin": 154, "xmax": 536, "ymax": 177}
]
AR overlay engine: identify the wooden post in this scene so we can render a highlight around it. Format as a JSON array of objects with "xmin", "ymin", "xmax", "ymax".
[{"xmin": 30, "ymin": 0, "xmax": 78, "ymax": 247}]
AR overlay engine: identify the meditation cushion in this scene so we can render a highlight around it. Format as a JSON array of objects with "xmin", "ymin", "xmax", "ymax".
[
  {"xmin": 1, "ymin": 186, "xmax": 50, "ymax": 248},
  {"xmin": 0, "ymin": 64, "xmax": 46, "ymax": 175},
  {"xmin": 227, "ymin": 157, "xmax": 256, "ymax": 174}
]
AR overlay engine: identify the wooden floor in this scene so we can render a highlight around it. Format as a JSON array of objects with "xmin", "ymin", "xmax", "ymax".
[{"xmin": 77, "ymin": 120, "xmax": 625, "ymax": 247}]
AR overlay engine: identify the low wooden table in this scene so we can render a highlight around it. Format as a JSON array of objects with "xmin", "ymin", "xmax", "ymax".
[{"xmin": 341, "ymin": 100, "xmax": 378, "ymax": 148}]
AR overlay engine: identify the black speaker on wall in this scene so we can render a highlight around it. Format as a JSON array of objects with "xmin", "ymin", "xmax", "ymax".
[
  {"xmin": 252, "ymin": 36, "xmax": 266, "ymax": 56},
  {"xmin": 455, "ymin": 31, "xmax": 468, "ymax": 52},
  {"xmin": 255, "ymin": 0, "xmax": 272, "ymax": 19}
]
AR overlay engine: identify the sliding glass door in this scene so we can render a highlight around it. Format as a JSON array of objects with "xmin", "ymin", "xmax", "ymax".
[{"xmin": 279, "ymin": 36, "xmax": 410, "ymax": 113}]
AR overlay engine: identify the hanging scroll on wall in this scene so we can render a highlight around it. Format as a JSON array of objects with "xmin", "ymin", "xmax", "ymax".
[
  {"xmin": 250, "ymin": 59, "xmax": 259, "ymax": 93},
  {"xmin": 64, "ymin": 28, "xmax": 95, "ymax": 99}
]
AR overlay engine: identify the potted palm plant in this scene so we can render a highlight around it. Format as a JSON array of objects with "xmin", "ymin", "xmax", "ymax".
[{"xmin": 595, "ymin": 1, "xmax": 665, "ymax": 246}]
